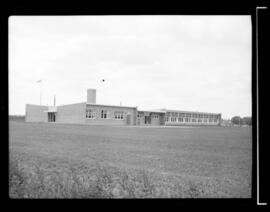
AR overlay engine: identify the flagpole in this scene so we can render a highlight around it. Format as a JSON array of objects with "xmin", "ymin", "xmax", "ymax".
[
  {"xmin": 37, "ymin": 79, "xmax": 42, "ymax": 105},
  {"xmin": 40, "ymin": 81, "xmax": 42, "ymax": 105}
]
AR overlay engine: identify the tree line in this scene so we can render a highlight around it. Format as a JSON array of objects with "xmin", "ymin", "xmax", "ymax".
[{"xmin": 231, "ymin": 116, "xmax": 252, "ymax": 126}]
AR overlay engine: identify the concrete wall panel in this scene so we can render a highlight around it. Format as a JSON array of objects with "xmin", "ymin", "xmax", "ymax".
[
  {"xmin": 56, "ymin": 103, "xmax": 86, "ymax": 124},
  {"xmin": 25, "ymin": 104, "xmax": 48, "ymax": 122}
]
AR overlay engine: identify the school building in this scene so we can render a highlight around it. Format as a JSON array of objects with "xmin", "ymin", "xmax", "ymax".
[{"xmin": 25, "ymin": 89, "xmax": 222, "ymax": 126}]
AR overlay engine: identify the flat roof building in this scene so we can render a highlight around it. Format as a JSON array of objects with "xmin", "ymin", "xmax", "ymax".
[{"xmin": 25, "ymin": 89, "xmax": 222, "ymax": 126}]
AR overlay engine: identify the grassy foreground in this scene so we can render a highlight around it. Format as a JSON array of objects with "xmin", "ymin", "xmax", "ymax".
[
  {"xmin": 9, "ymin": 121, "xmax": 252, "ymax": 198},
  {"xmin": 9, "ymin": 153, "xmax": 203, "ymax": 198}
]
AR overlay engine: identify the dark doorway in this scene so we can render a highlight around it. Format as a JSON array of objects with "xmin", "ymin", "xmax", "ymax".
[
  {"xmin": 145, "ymin": 116, "xmax": 151, "ymax": 125},
  {"xmin": 48, "ymin": 112, "xmax": 56, "ymax": 122}
]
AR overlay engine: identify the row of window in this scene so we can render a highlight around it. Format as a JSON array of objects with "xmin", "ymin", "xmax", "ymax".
[
  {"xmin": 115, "ymin": 111, "xmax": 124, "ymax": 120},
  {"xmin": 137, "ymin": 114, "xmax": 159, "ymax": 119},
  {"xmin": 166, "ymin": 112, "xmax": 219, "ymax": 119},
  {"xmin": 86, "ymin": 109, "xmax": 125, "ymax": 120},
  {"xmin": 165, "ymin": 117, "xmax": 218, "ymax": 123},
  {"xmin": 86, "ymin": 110, "xmax": 97, "ymax": 119}
]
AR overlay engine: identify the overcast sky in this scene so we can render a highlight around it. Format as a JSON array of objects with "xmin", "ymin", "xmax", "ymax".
[{"xmin": 9, "ymin": 16, "xmax": 251, "ymax": 119}]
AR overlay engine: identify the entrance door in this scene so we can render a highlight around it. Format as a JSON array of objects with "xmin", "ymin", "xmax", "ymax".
[
  {"xmin": 48, "ymin": 112, "xmax": 56, "ymax": 122},
  {"xmin": 145, "ymin": 116, "xmax": 151, "ymax": 125}
]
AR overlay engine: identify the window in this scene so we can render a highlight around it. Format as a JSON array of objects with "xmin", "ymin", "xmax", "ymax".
[
  {"xmin": 179, "ymin": 113, "xmax": 185, "ymax": 118},
  {"xmin": 101, "ymin": 110, "xmax": 109, "ymax": 119},
  {"xmin": 192, "ymin": 119, "xmax": 196, "ymax": 123},
  {"xmin": 138, "ymin": 113, "xmax": 143, "ymax": 118},
  {"xmin": 137, "ymin": 114, "xmax": 143, "ymax": 118},
  {"xmin": 152, "ymin": 115, "xmax": 159, "ymax": 119},
  {"xmin": 193, "ymin": 114, "xmax": 198, "ymax": 118},
  {"xmin": 171, "ymin": 117, "xmax": 176, "ymax": 122},
  {"xmin": 86, "ymin": 109, "xmax": 97, "ymax": 119},
  {"xmin": 178, "ymin": 118, "xmax": 183, "ymax": 122},
  {"xmin": 185, "ymin": 118, "xmax": 189, "ymax": 122},
  {"xmin": 209, "ymin": 119, "xmax": 213, "ymax": 123},
  {"xmin": 115, "ymin": 111, "xmax": 124, "ymax": 120},
  {"xmin": 165, "ymin": 116, "xmax": 170, "ymax": 122},
  {"xmin": 198, "ymin": 119, "xmax": 202, "ymax": 123},
  {"xmin": 186, "ymin": 114, "xmax": 191, "ymax": 118},
  {"xmin": 170, "ymin": 112, "xmax": 178, "ymax": 117},
  {"xmin": 203, "ymin": 119, "xmax": 207, "ymax": 123}
]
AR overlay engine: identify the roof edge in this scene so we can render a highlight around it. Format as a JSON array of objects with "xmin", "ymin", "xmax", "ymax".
[
  {"xmin": 162, "ymin": 109, "xmax": 221, "ymax": 115},
  {"xmin": 86, "ymin": 103, "xmax": 137, "ymax": 109}
]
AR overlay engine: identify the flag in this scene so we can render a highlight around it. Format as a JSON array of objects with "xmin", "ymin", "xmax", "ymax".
[{"xmin": 37, "ymin": 79, "xmax": 42, "ymax": 83}]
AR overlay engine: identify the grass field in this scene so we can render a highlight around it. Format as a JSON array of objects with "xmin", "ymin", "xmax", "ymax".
[{"xmin": 9, "ymin": 120, "xmax": 252, "ymax": 198}]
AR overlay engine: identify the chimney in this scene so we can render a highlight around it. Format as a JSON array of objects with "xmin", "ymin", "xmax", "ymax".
[{"xmin": 87, "ymin": 89, "xmax": 96, "ymax": 104}]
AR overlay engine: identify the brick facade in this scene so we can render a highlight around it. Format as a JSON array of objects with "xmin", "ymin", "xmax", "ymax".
[{"xmin": 85, "ymin": 104, "xmax": 137, "ymax": 125}]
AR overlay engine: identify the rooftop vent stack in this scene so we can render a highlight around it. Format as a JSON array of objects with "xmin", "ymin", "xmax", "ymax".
[{"xmin": 87, "ymin": 89, "xmax": 96, "ymax": 104}]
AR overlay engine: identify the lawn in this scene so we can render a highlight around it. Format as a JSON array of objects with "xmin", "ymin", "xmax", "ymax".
[{"xmin": 9, "ymin": 121, "xmax": 252, "ymax": 198}]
